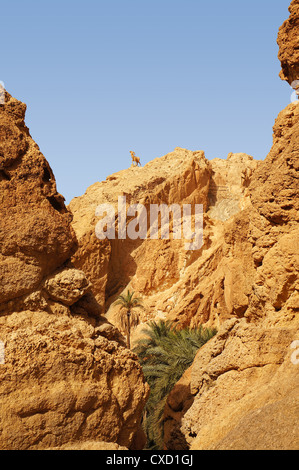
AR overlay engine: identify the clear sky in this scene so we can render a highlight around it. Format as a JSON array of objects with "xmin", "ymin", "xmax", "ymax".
[{"xmin": 1, "ymin": 0, "xmax": 293, "ymax": 204}]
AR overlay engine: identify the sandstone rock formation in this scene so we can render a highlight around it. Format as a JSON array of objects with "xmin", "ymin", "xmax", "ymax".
[
  {"xmin": 0, "ymin": 91, "xmax": 149, "ymax": 450},
  {"xmin": 2, "ymin": 0, "xmax": 297, "ymax": 451},
  {"xmin": 277, "ymin": 0, "xmax": 299, "ymax": 85},
  {"xmin": 68, "ymin": 1, "xmax": 298, "ymax": 451},
  {"xmin": 69, "ymin": 148, "xmax": 259, "ymax": 339},
  {"xmin": 49, "ymin": 441, "xmax": 128, "ymax": 450},
  {"xmin": 164, "ymin": 316, "xmax": 299, "ymax": 450},
  {"xmin": 0, "ymin": 310, "xmax": 148, "ymax": 449},
  {"xmin": 0, "ymin": 92, "xmax": 77, "ymax": 311},
  {"xmin": 163, "ymin": 3, "xmax": 299, "ymax": 450}
]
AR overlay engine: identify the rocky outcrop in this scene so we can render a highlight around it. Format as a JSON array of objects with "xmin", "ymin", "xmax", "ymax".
[
  {"xmin": 48, "ymin": 441, "xmax": 128, "ymax": 450},
  {"xmin": 164, "ymin": 109, "xmax": 299, "ymax": 449},
  {"xmin": 69, "ymin": 148, "xmax": 211, "ymax": 313},
  {"xmin": 250, "ymin": 103, "xmax": 299, "ymax": 225},
  {"xmin": 69, "ymin": 148, "xmax": 259, "ymax": 338},
  {"xmin": 0, "ymin": 92, "xmax": 149, "ymax": 450},
  {"xmin": 2, "ymin": 0, "xmax": 296, "ymax": 450},
  {"xmin": 0, "ymin": 310, "xmax": 148, "ymax": 449},
  {"xmin": 277, "ymin": 0, "xmax": 299, "ymax": 85},
  {"xmin": 0, "ymin": 91, "xmax": 112, "ymax": 323},
  {"xmin": 178, "ymin": 319, "xmax": 299, "ymax": 450},
  {"xmin": 163, "ymin": 3, "xmax": 299, "ymax": 450},
  {"xmin": 0, "ymin": 92, "xmax": 77, "ymax": 311}
]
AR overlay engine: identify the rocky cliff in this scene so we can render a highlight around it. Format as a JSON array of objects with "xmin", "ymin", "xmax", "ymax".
[
  {"xmin": 69, "ymin": 149, "xmax": 259, "ymax": 336},
  {"xmin": 163, "ymin": 4, "xmax": 299, "ymax": 450},
  {"xmin": 69, "ymin": 113, "xmax": 298, "ymax": 451},
  {"xmin": 0, "ymin": 91, "xmax": 149, "ymax": 450},
  {"xmin": 277, "ymin": 0, "xmax": 299, "ymax": 85},
  {"xmin": 68, "ymin": 1, "xmax": 299, "ymax": 451},
  {"xmin": 1, "ymin": 0, "xmax": 297, "ymax": 451}
]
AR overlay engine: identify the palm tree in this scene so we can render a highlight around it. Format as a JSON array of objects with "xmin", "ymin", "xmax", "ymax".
[
  {"xmin": 115, "ymin": 289, "xmax": 143, "ymax": 349},
  {"xmin": 133, "ymin": 320, "xmax": 217, "ymax": 449}
]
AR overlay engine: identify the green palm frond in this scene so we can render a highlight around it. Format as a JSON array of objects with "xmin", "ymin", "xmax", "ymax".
[
  {"xmin": 114, "ymin": 289, "xmax": 144, "ymax": 349},
  {"xmin": 134, "ymin": 319, "xmax": 217, "ymax": 450},
  {"xmin": 115, "ymin": 289, "xmax": 144, "ymax": 309}
]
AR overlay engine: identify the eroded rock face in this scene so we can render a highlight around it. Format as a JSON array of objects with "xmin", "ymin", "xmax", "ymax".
[
  {"xmin": 178, "ymin": 319, "xmax": 299, "ymax": 450},
  {"xmin": 43, "ymin": 267, "xmax": 91, "ymax": 306},
  {"xmin": 69, "ymin": 148, "xmax": 259, "ymax": 336},
  {"xmin": 0, "ymin": 310, "xmax": 149, "ymax": 450},
  {"xmin": 69, "ymin": 148, "xmax": 212, "ymax": 312},
  {"xmin": 249, "ymin": 103, "xmax": 299, "ymax": 225},
  {"xmin": 164, "ymin": 115, "xmax": 299, "ymax": 449},
  {"xmin": 0, "ymin": 92, "xmax": 149, "ymax": 450},
  {"xmin": 163, "ymin": 2, "xmax": 299, "ymax": 450},
  {"xmin": 164, "ymin": 215, "xmax": 298, "ymax": 448},
  {"xmin": 277, "ymin": 0, "xmax": 299, "ymax": 85},
  {"xmin": 0, "ymin": 91, "xmax": 77, "ymax": 309}
]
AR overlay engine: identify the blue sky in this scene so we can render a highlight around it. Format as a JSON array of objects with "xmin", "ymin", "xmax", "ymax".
[{"xmin": 1, "ymin": 0, "xmax": 293, "ymax": 203}]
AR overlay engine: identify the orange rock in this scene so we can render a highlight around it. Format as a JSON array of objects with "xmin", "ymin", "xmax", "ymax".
[
  {"xmin": 0, "ymin": 91, "xmax": 149, "ymax": 450},
  {"xmin": 0, "ymin": 91, "xmax": 77, "ymax": 308},
  {"xmin": 163, "ymin": 1, "xmax": 299, "ymax": 450},
  {"xmin": 69, "ymin": 148, "xmax": 259, "ymax": 336},
  {"xmin": 0, "ymin": 310, "xmax": 149, "ymax": 450},
  {"xmin": 277, "ymin": 0, "xmax": 299, "ymax": 85}
]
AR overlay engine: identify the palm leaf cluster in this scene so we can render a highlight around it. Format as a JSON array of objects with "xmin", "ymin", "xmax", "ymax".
[
  {"xmin": 133, "ymin": 320, "xmax": 217, "ymax": 449},
  {"xmin": 114, "ymin": 289, "xmax": 143, "ymax": 349}
]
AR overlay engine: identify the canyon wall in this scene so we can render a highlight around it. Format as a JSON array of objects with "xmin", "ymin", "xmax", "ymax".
[
  {"xmin": 0, "ymin": 0, "xmax": 297, "ymax": 451},
  {"xmin": 69, "ymin": 0, "xmax": 299, "ymax": 451},
  {"xmin": 164, "ymin": 2, "xmax": 299, "ymax": 450},
  {"xmin": 69, "ymin": 149, "xmax": 259, "ymax": 337},
  {"xmin": 0, "ymin": 91, "xmax": 149, "ymax": 450},
  {"xmin": 277, "ymin": 0, "xmax": 299, "ymax": 85}
]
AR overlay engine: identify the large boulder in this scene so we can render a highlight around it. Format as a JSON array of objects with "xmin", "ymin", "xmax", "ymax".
[
  {"xmin": 277, "ymin": 0, "xmax": 299, "ymax": 85},
  {"xmin": 0, "ymin": 310, "xmax": 149, "ymax": 450},
  {"xmin": 0, "ymin": 91, "xmax": 77, "ymax": 310},
  {"xmin": 178, "ymin": 319, "xmax": 299, "ymax": 450}
]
